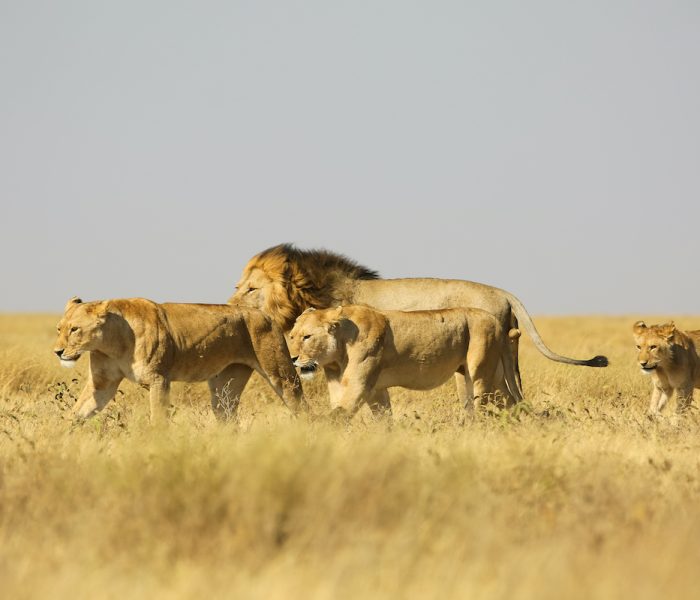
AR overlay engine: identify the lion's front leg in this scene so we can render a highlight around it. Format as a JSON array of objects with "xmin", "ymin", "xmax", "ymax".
[
  {"xmin": 330, "ymin": 366, "xmax": 379, "ymax": 422},
  {"xmin": 260, "ymin": 374, "xmax": 306, "ymax": 416},
  {"xmin": 254, "ymin": 336, "xmax": 307, "ymax": 416},
  {"xmin": 73, "ymin": 353, "xmax": 123, "ymax": 419},
  {"xmin": 648, "ymin": 386, "xmax": 663, "ymax": 415},
  {"xmin": 650, "ymin": 382, "xmax": 673, "ymax": 414},
  {"xmin": 676, "ymin": 384, "xmax": 694, "ymax": 414},
  {"xmin": 325, "ymin": 372, "xmax": 343, "ymax": 409},
  {"xmin": 74, "ymin": 379, "xmax": 122, "ymax": 419}
]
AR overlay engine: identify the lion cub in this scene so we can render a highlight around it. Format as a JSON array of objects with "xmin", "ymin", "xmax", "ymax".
[
  {"xmin": 54, "ymin": 297, "xmax": 305, "ymax": 423},
  {"xmin": 288, "ymin": 305, "xmax": 522, "ymax": 420},
  {"xmin": 633, "ymin": 321, "xmax": 700, "ymax": 414}
]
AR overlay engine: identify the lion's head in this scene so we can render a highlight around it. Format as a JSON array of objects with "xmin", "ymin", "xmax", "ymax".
[
  {"xmin": 228, "ymin": 244, "xmax": 379, "ymax": 331},
  {"xmin": 54, "ymin": 297, "xmax": 108, "ymax": 368},
  {"xmin": 288, "ymin": 307, "xmax": 356, "ymax": 379},
  {"xmin": 633, "ymin": 321, "xmax": 676, "ymax": 374}
]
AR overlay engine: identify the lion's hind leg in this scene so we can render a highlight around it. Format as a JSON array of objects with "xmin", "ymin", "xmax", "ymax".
[
  {"xmin": 501, "ymin": 329, "xmax": 524, "ymax": 406},
  {"xmin": 208, "ymin": 364, "xmax": 253, "ymax": 421},
  {"xmin": 148, "ymin": 378, "xmax": 172, "ymax": 426},
  {"xmin": 466, "ymin": 339, "xmax": 501, "ymax": 411},
  {"xmin": 454, "ymin": 370, "xmax": 474, "ymax": 411},
  {"xmin": 366, "ymin": 389, "xmax": 392, "ymax": 419}
]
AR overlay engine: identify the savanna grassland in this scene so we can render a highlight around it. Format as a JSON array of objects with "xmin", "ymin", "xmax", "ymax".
[{"xmin": 2, "ymin": 314, "xmax": 700, "ymax": 599}]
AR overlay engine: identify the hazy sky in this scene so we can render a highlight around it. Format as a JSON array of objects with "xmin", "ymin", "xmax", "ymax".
[{"xmin": 1, "ymin": 1, "xmax": 698, "ymax": 314}]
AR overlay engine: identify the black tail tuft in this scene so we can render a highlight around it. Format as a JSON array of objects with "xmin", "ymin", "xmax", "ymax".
[{"xmin": 586, "ymin": 355, "xmax": 609, "ymax": 368}]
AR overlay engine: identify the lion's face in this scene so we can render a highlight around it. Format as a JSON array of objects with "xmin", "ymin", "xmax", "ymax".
[
  {"xmin": 229, "ymin": 268, "xmax": 272, "ymax": 311},
  {"xmin": 633, "ymin": 321, "xmax": 675, "ymax": 374},
  {"xmin": 54, "ymin": 298, "xmax": 107, "ymax": 368},
  {"xmin": 288, "ymin": 309, "xmax": 342, "ymax": 379},
  {"xmin": 228, "ymin": 267, "xmax": 296, "ymax": 330}
]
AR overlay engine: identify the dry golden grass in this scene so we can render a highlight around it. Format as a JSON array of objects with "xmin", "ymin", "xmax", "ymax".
[{"xmin": 2, "ymin": 314, "xmax": 700, "ymax": 599}]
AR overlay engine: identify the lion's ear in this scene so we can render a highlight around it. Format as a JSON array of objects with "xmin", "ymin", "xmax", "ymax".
[
  {"xmin": 329, "ymin": 316, "xmax": 358, "ymax": 343},
  {"xmin": 633, "ymin": 321, "xmax": 647, "ymax": 334},
  {"xmin": 660, "ymin": 322, "xmax": 676, "ymax": 341},
  {"xmin": 93, "ymin": 302, "xmax": 109, "ymax": 323},
  {"xmin": 325, "ymin": 307, "xmax": 345, "ymax": 331},
  {"xmin": 65, "ymin": 296, "xmax": 83, "ymax": 312}
]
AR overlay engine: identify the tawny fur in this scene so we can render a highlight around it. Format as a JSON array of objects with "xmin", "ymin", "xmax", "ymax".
[
  {"xmin": 633, "ymin": 321, "xmax": 700, "ymax": 414},
  {"xmin": 228, "ymin": 244, "xmax": 608, "ymax": 407},
  {"xmin": 288, "ymin": 305, "xmax": 522, "ymax": 421},
  {"xmin": 229, "ymin": 244, "xmax": 608, "ymax": 371},
  {"xmin": 53, "ymin": 297, "xmax": 305, "ymax": 423}
]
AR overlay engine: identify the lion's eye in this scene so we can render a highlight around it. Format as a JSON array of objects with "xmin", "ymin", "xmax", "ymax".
[
  {"xmin": 246, "ymin": 288, "xmax": 256, "ymax": 294},
  {"xmin": 649, "ymin": 345, "xmax": 656, "ymax": 350},
  {"xmin": 303, "ymin": 334, "xmax": 311, "ymax": 341},
  {"xmin": 70, "ymin": 326, "xmax": 80, "ymax": 334},
  {"xmin": 636, "ymin": 345, "xmax": 641, "ymax": 350}
]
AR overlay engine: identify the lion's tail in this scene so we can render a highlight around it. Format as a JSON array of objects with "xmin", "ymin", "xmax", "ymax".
[{"xmin": 503, "ymin": 291, "xmax": 609, "ymax": 368}]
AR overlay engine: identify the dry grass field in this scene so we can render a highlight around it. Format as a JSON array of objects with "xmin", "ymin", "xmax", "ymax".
[{"xmin": 2, "ymin": 313, "xmax": 700, "ymax": 599}]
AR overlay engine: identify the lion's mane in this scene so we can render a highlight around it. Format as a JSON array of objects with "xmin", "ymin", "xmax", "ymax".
[{"xmin": 240, "ymin": 244, "xmax": 379, "ymax": 330}]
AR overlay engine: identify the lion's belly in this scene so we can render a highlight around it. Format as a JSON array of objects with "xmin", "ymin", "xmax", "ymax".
[
  {"xmin": 169, "ymin": 352, "xmax": 246, "ymax": 383},
  {"xmin": 167, "ymin": 342, "xmax": 253, "ymax": 383},
  {"xmin": 375, "ymin": 315, "xmax": 468, "ymax": 390},
  {"xmin": 377, "ymin": 356, "xmax": 463, "ymax": 391},
  {"xmin": 125, "ymin": 354, "xmax": 246, "ymax": 385},
  {"xmin": 169, "ymin": 358, "xmax": 233, "ymax": 382}
]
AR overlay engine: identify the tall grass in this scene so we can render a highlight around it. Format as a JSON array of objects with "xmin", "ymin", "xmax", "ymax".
[{"xmin": 1, "ymin": 314, "xmax": 700, "ymax": 599}]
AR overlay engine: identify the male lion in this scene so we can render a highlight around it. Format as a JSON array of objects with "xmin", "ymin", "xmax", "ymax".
[
  {"xmin": 288, "ymin": 305, "xmax": 522, "ymax": 420},
  {"xmin": 633, "ymin": 321, "xmax": 700, "ymax": 414},
  {"xmin": 228, "ymin": 244, "xmax": 608, "ymax": 408},
  {"xmin": 53, "ymin": 297, "xmax": 305, "ymax": 422}
]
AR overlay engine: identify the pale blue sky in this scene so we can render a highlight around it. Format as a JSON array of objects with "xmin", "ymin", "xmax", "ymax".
[{"xmin": 1, "ymin": 1, "xmax": 698, "ymax": 313}]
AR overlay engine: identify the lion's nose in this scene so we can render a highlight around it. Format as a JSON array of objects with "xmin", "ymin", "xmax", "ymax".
[
  {"xmin": 640, "ymin": 360, "xmax": 647, "ymax": 367},
  {"xmin": 55, "ymin": 349, "xmax": 64, "ymax": 358}
]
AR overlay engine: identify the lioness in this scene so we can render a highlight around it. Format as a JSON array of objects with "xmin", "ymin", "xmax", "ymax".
[
  {"xmin": 229, "ymin": 244, "xmax": 608, "ymax": 409},
  {"xmin": 633, "ymin": 321, "xmax": 700, "ymax": 414},
  {"xmin": 288, "ymin": 305, "xmax": 522, "ymax": 420},
  {"xmin": 53, "ymin": 297, "xmax": 305, "ymax": 422}
]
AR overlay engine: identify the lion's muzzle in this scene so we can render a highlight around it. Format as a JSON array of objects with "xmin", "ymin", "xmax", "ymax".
[
  {"xmin": 293, "ymin": 358, "xmax": 319, "ymax": 379},
  {"xmin": 55, "ymin": 349, "xmax": 81, "ymax": 368}
]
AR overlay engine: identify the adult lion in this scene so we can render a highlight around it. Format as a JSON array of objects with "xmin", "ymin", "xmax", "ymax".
[
  {"xmin": 53, "ymin": 297, "xmax": 305, "ymax": 423},
  {"xmin": 227, "ymin": 244, "xmax": 608, "ymax": 405},
  {"xmin": 288, "ymin": 305, "xmax": 522, "ymax": 420},
  {"xmin": 633, "ymin": 321, "xmax": 700, "ymax": 414}
]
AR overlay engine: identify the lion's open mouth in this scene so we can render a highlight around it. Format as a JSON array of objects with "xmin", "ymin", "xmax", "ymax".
[
  {"xmin": 59, "ymin": 354, "xmax": 81, "ymax": 368},
  {"xmin": 640, "ymin": 365, "xmax": 656, "ymax": 373},
  {"xmin": 295, "ymin": 361, "xmax": 318, "ymax": 379}
]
